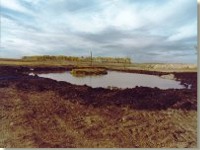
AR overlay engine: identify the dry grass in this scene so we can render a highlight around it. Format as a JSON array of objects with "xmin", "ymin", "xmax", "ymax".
[
  {"xmin": 0, "ymin": 58, "xmax": 197, "ymax": 72},
  {"xmin": 70, "ymin": 68, "xmax": 107, "ymax": 76},
  {"xmin": 0, "ymin": 58, "xmax": 197, "ymax": 148},
  {"xmin": 0, "ymin": 86, "xmax": 197, "ymax": 148}
]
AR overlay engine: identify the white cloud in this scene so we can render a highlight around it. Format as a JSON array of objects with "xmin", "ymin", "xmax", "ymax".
[
  {"xmin": 21, "ymin": 0, "xmax": 41, "ymax": 5},
  {"xmin": 1, "ymin": 0, "xmax": 31, "ymax": 14},
  {"xmin": 0, "ymin": 0, "xmax": 197, "ymax": 63},
  {"xmin": 101, "ymin": 2, "xmax": 143, "ymax": 30},
  {"xmin": 167, "ymin": 22, "xmax": 197, "ymax": 41}
]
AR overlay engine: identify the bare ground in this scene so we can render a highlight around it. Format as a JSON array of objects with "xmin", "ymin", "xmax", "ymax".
[{"xmin": 0, "ymin": 65, "xmax": 197, "ymax": 148}]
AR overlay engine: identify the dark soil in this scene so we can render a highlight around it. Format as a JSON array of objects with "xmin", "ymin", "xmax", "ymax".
[
  {"xmin": 0, "ymin": 65, "xmax": 197, "ymax": 110},
  {"xmin": 0, "ymin": 65, "xmax": 197, "ymax": 148}
]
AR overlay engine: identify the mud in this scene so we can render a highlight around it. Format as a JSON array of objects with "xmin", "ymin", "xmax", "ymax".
[
  {"xmin": 0, "ymin": 65, "xmax": 197, "ymax": 148},
  {"xmin": 0, "ymin": 65, "xmax": 197, "ymax": 110}
]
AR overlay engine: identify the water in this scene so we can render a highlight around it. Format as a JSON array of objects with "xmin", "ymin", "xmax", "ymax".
[{"xmin": 36, "ymin": 71, "xmax": 185, "ymax": 89}]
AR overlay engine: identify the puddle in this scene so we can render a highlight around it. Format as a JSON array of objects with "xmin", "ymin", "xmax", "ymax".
[{"xmin": 35, "ymin": 71, "xmax": 186, "ymax": 89}]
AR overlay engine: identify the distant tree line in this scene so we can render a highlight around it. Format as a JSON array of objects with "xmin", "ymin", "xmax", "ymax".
[{"xmin": 22, "ymin": 55, "xmax": 132, "ymax": 64}]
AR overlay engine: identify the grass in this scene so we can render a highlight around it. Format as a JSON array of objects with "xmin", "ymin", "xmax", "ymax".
[
  {"xmin": 0, "ymin": 57, "xmax": 197, "ymax": 72},
  {"xmin": 0, "ymin": 87, "xmax": 197, "ymax": 148},
  {"xmin": 70, "ymin": 68, "xmax": 107, "ymax": 76},
  {"xmin": 0, "ymin": 58, "xmax": 197, "ymax": 148}
]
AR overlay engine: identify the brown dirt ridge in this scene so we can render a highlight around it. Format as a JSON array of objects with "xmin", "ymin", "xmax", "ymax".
[{"xmin": 0, "ymin": 65, "xmax": 197, "ymax": 148}]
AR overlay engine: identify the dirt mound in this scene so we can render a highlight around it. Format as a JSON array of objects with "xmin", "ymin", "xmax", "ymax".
[
  {"xmin": 0, "ymin": 65, "xmax": 197, "ymax": 110},
  {"xmin": 12, "ymin": 76, "xmax": 197, "ymax": 110},
  {"xmin": 70, "ymin": 68, "xmax": 107, "ymax": 76},
  {"xmin": 145, "ymin": 64, "xmax": 197, "ymax": 70},
  {"xmin": 0, "ymin": 66, "xmax": 197, "ymax": 148}
]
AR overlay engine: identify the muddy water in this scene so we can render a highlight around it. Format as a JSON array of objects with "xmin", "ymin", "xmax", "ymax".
[{"xmin": 37, "ymin": 71, "xmax": 185, "ymax": 89}]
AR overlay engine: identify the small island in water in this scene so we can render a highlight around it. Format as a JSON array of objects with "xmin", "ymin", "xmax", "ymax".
[{"xmin": 70, "ymin": 68, "xmax": 108, "ymax": 77}]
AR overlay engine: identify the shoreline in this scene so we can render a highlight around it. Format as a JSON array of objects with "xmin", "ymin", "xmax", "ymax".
[
  {"xmin": 0, "ymin": 65, "xmax": 197, "ymax": 148},
  {"xmin": 0, "ymin": 65, "xmax": 197, "ymax": 110}
]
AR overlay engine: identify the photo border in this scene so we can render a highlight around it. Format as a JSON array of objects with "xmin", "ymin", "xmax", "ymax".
[{"xmin": 0, "ymin": 0, "xmax": 199, "ymax": 149}]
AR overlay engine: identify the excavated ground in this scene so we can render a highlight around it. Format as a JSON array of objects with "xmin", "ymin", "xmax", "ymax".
[{"xmin": 0, "ymin": 66, "xmax": 197, "ymax": 148}]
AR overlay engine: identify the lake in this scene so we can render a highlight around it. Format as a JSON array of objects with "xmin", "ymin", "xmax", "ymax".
[{"xmin": 36, "ymin": 71, "xmax": 185, "ymax": 89}]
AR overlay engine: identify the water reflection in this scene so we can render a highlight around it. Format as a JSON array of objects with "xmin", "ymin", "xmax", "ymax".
[{"xmin": 37, "ymin": 71, "xmax": 185, "ymax": 89}]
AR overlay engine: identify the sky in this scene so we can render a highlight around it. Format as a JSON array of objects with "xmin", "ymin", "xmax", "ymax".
[{"xmin": 0, "ymin": 0, "xmax": 197, "ymax": 63}]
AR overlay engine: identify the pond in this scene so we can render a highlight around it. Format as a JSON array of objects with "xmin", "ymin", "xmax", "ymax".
[{"xmin": 36, "ymin": 71, "xmax": 185, "ymax": 89}]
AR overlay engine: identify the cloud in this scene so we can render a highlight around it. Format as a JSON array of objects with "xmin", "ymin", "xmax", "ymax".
[
  {"xmin": 1, "ymin": 0, "xmax": 32, "ymax": 14},
  {"xmin": 167, "ymin": 22, "xmax": 197, "ymax": 41},
  {"xmin": 0, "ymin": 0, "xmax": 197, "ymax": 63}
]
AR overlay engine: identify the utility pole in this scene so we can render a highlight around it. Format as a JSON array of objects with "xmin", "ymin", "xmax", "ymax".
[{"xmin": 90, "ymin": 51, "xmax": 93, "ymax": 66}]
